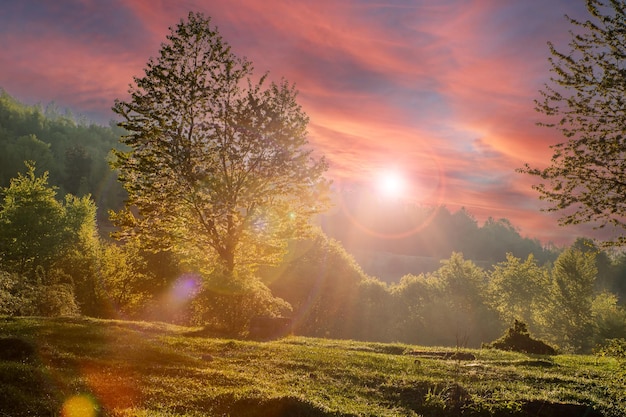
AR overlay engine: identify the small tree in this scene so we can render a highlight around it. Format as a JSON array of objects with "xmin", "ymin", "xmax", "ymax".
[
  {"xmin": 433, "ymin": 253, "xmax": 501, "ymax": 346},
  {"xmin": 520, "ymin": 0, "xmax": 626, "ymax": 245},
  {"xmin": 0, "ymin": 162, "xmax": 69, "ymax": 277},
  {"xmin": 591, "ymin": 291, "xmax": 626, "ymax": 344},
  {"xmin": 488, "ymin": 253, "xmax": 549, "ymax": 329},
  {"xmin": 540, "ymin": 247, "xmax": 598, "ymax": 352}
]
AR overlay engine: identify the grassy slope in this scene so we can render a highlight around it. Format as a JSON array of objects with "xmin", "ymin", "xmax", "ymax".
[{"xmin": 0, "ymin": 317, "xmax": 624, "ymax": 417}]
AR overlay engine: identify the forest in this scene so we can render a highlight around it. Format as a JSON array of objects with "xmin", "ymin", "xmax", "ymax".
[{"xmin": 0, "ymin": 88, "xmax": 625, "ymax": 354}]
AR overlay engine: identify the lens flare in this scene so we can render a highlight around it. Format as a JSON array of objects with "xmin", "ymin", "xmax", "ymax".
[
  {"xmin": 172, "ymin": 275, "xmax": 200, "ymax": 302},
  {"xmin": 61, "ymin": 394, "xmax": 99, "ymax": 417}
]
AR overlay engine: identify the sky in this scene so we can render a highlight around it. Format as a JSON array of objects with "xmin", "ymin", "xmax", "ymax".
[{"xmin": 0, "ymin": 0, "xmax": 609, "ymax": 246}]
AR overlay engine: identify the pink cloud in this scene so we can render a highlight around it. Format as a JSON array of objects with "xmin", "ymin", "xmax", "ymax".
[{"xmin": 0, "ymin": 0, "xmax": 598, "ymax": 245}]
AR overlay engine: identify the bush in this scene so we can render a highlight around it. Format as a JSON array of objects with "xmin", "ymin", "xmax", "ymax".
[
  {"xmin": 0, "ymin": 271, "xmax": 22, "ymax": 315},
  {"xmin": 595, "ymin": 338, "xmax": 626, "ymax": 360},
  {"xmin": 35, "ymin": 283, "xmax": 79, "ymax": 317},
  {"xmin": 0, "ymin": 270, "xmax": 78, "ymax": 317},
  {"xmin": 483, "ymin": 320, "xmax": 557, "ymax": 355}
]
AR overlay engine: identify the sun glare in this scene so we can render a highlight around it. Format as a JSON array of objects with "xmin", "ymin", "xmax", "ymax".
[{"xmin": 375, "ymin": 169, "xmax": 407, "ymax": 200}]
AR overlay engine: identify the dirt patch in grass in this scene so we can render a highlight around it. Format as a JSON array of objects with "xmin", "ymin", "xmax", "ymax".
[
  {"xmin": 379, "ymin": 381, "xmax": 472, "ymax": 415},
  {"xmin": 406, "ymin": 350, "xmax": 476, "ymax": 361},
  {"xmin": 0, "ymin": 337, "xmax": 36, "ymax": 362},
  {"xmin": 520, "ymin": 400, "xmax": 603, "ymax": 417},
  {"xmin": 197, "ymin": 395, "xmax": 350, "ymax": 417}
]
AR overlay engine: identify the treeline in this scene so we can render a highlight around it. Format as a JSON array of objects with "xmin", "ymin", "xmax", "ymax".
[
  {"xmin": 322, "ymin": 200, "xmax": 559, "ymax": 278},
  {"xmin": 264, "ymin": 232, "xmax": 626, "ymax": 353}
]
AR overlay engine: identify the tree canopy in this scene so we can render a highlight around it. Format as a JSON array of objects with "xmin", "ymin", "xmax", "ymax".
[
  {"xmin": 521, "ymin": 0, "xmax": 626, "ymax": 245},
  {"xmin": 112, "ymin": 12, "xmax": 329, "ymax": 289}
]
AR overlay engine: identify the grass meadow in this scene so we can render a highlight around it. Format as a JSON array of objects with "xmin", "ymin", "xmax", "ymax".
[{"xmin": 0, "ymin": 316, "xmax": 624, "ymax": 416}]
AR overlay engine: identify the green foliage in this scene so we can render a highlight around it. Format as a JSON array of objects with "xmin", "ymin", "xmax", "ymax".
[
  {"xmin": 432, "ymin": 252, "xmax": 501, "ymax": 346},
  {"xmin": 96, "ymin": 240, "xmax": 157, "ymax": 318},
  {"xmin": 595, "ymin": 338, "xmax": 626, "ymax": 360},
  {"xmin": 488, "ymin": 253, "xmax": 549, "ymax": 328},
  {"xmin": 591, "ymin": 292, "xmax": 626, "ymax": 344},
  {"xmin": 34, "ymin": 283, "xmax": 80, "ymax": 317},
  {"xmin": 191, "ymin": 272, "xmax": 292, "ymax": 335},
  {"xmin": 0, "ymin": 270, "xmax": 79, "ymax": 317},
  {"xmin": 520, "ymin": 0, "xmax": 626, "ymax": 246},
  {"xmin": 389, "ymin": 273, "xmax": 440, "ymax": 343},
  {"xmin": 0, "ymin": 162, "xmax": 71, "ymax": 277},
  {"xmin": 539, "ymin": 248, "xmax": 598, "ymax": 352},
  {"xmin": 0, "ymin": 271, "xmax": 32, "ymax": 315},
  {"xmin": 264, "ymin": 229, "xmax": 368, "ymax": 339},
  {"xmin": 0, "ymin": 134, "xmax": 55, "ymax": 181},
  {"xmin": 594, "ymin": 338, "xmax": 626, "ymax": 387},
  {"xmin": 63, "ymin": 145, "xmax": 92, "ymax": 195},
  {"xmin": 0, "ymin": 163, "xmax": 99, "ymax": 316}
]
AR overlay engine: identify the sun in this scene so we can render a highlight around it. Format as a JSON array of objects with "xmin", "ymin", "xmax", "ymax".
[{"xmin": 375, "ymin": 169, "xmax": 407, "ymax": 200}]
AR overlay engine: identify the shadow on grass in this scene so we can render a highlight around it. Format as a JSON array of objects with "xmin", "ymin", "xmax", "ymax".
[{"xmin": 182, "ymin": 394, "xmax": 351, "ymax": 417}]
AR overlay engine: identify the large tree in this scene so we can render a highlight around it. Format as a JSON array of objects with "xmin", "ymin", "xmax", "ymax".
[
  {"xmin": 521, "ymin": 0, "xmax": 626, "ymax": 245},
  {"xmin": 112, "ymin": 13, "xmax": 329, "ymax": 282}
]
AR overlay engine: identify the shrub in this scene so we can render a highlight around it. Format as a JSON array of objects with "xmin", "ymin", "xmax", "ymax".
[
  {"xmin": 0, "ymin": 270, "xmax": 78, "ymax": 317},
  {"xmin": 595, "ymin": 338, "xmax": 626, "ymax": 360},
  {"xmin": 35, "ymin": 283, "xmax": 79, "ymax": 317},
  {"xmin": 483, "ymin": 320, "xmax": 557, "ymax": 355}
]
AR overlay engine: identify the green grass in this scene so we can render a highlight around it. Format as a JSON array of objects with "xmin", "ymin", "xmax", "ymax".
[{"xmin": 0, "ymin": 316, "xmax": 624, "ymax": 416}]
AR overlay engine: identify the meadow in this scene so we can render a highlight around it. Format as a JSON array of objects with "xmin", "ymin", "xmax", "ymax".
[{"xmin": 0, "ymin": 317, "xmax": 624, "ymax": 416}]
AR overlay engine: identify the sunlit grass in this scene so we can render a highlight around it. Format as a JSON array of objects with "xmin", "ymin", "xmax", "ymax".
[{"xmin": 0, "ymin": 316, "xmax": 623, "ymax": 416}]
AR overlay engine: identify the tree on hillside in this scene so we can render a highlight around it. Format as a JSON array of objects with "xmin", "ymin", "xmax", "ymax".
[
  {"xmin": 264, "ymin": 229, "xmax": 365, "ymax": 339},
  {"xmin": 64, "ymin": 145, "xmax": 92, "ymax": 195},
  {"xmin": 432, "ymin": 253, "xmax": 501, "ymax": 346},
  {"xmin": 390, "ymin": 273, "xmax": 441, "ymax": 344},
  {"xmin": 520, "ymin": 0, "xmax": 626, "ymax": 245},
  {"xmin": 539, "ymin": 248, "xmax": 597, "ymax": 352},
  {"xmin": 488, "ymin": 253, "xmax": 549, "ymax": 329},
  {"xmin": 111, "ymin": 13, "xmax": 329, "ymax": 327},
  {"xmin": 571, "ymin": 237, "xmax": 614, "ymax": 290}
]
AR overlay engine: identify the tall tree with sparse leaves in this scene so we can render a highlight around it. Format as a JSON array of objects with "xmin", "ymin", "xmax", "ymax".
[
  {"xmin": 520, "ymin": 0, "xmax": 626, "ymax": 245},
  {"xmin": 112, "ymin": 13, "xmax": 329, "ymax": 285}
]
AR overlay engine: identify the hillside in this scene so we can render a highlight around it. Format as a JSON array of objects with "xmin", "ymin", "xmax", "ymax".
[{"xmin": 0, "ymin": 317, "xmax": 623, "ymax": 416}]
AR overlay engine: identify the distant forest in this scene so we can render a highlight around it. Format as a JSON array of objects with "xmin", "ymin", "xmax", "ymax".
[
  {"xmin": 322, "ymin": 202, "xmax": 559, "ymax": 281},
  {"xmin": 0, "ymin": 89, "xmax": 126, "ymax": 227}
]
